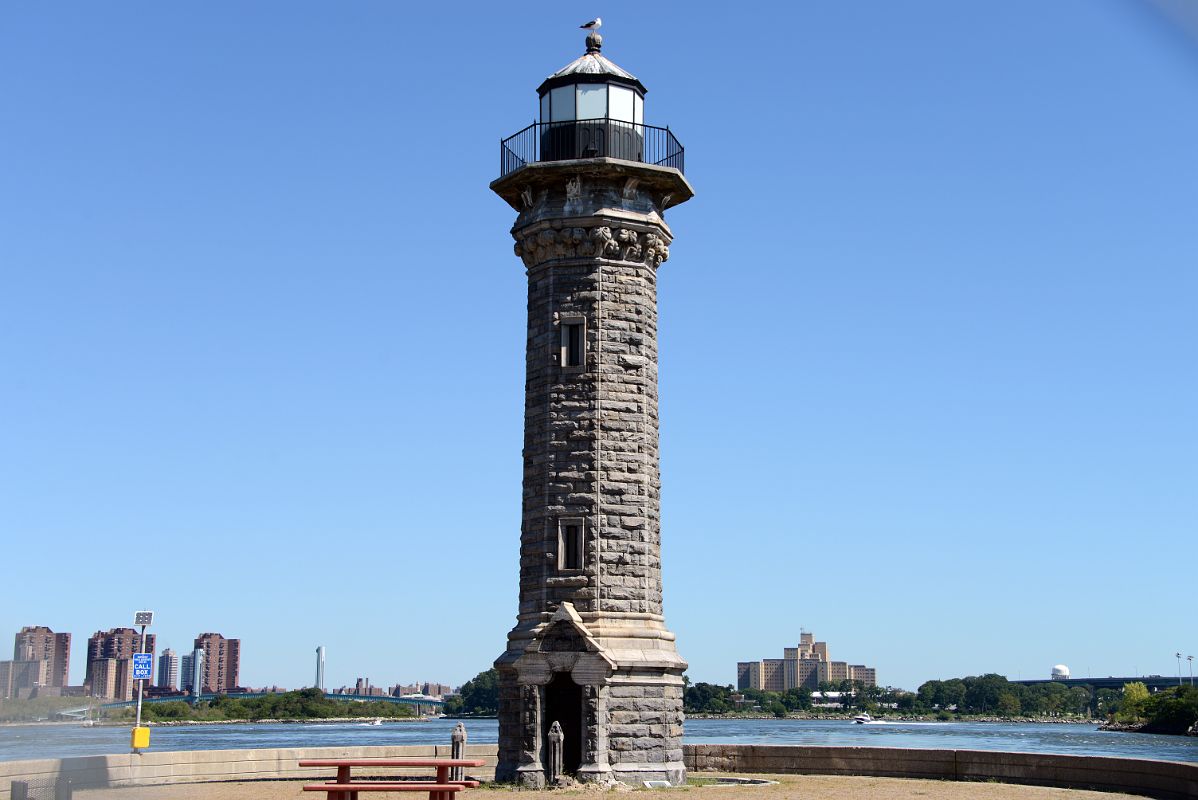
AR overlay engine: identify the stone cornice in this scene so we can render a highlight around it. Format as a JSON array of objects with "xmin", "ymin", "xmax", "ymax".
[
  {"xmin": 514, "ymin": 223, "xmax": 670, "ymax": 269},
  {"xmin": 491, "ymin": 158, "xmax": 694, "ymax": 213}
]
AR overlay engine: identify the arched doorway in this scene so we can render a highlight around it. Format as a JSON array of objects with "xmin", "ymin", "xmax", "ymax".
[{"xmin": 543, "ymin": 672, "xmax": 583, "ymax": 775}]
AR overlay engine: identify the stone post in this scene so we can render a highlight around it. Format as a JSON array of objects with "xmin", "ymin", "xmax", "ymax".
[
  {"xmin": 546, "ymin": 721, "xmax": 564, "ymax": 785},
  {"xmin": 450, "ymin": 722, "xmax": 467, "ymax": 782}
]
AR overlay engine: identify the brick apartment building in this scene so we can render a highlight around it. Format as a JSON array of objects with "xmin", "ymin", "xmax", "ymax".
[
  {"xmin": 85, "ymin": 627, "xmax": 156, "ymax": 700},
  {"xmin": 738, "ymin": 631, "xmax": 877, "ymax": 691},
  {"xmin": 0, "ymin": 626, "xmax": 72, "ymax": 699},
  {"xmin": 14, "ymin": 626, "xmax": 71, "ymax": 688},
  {"xmin": 194, "ymin": 633, "xmax": 240, "ymax": 693}
]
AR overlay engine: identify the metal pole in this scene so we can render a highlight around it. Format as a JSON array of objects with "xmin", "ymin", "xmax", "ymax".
[
  {"xmin": 135, "ymin": 624, "xmax": 146, "ymax": 737},
  {"xmin": 1177, "ymin": 653, "xmax": 1183, "ymax": 686}
]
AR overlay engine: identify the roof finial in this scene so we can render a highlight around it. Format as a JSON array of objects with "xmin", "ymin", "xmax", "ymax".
[{"xmin": 580, "ymin": 17, "xmax": 603, "ymax": 53}]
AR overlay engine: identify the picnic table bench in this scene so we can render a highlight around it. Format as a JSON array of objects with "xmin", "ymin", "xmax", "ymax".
[{"xmin": 299, "ymin": 758, "xmax": 486, "ymax": 800}]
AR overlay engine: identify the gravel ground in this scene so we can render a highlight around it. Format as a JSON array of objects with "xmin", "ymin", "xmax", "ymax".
[{"xmin": 76, "ymin": 774, "xmax": 1142, "ymax": 799}]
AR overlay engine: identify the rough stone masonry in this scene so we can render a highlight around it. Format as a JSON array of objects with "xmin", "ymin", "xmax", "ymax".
[{"xmin": 490, "ymin": 155, "xmax": 694, "ymax": 787}]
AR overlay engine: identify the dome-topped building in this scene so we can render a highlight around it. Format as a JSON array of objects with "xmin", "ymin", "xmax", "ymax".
[{"xmin": 1051, "ymin": 665, "xmax": 1071, "ymax": 680}]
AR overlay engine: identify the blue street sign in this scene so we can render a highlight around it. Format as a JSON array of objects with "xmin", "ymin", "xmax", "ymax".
[{"xmin": 132, "ymin": 653, "xmax": 153, "ymax": 681}]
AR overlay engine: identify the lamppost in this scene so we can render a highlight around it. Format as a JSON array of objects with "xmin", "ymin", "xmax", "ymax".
[
  {"xmin": 132, "ymin": 610, "xmax": 154, "ymax": 752},
  {"xmin": 1188, "ymin": 655, "xmax": 1194, "ymax": 686},
  {"xmin": 1176, "ymin": 652, "xmax": 1183, "ymax": 686}
]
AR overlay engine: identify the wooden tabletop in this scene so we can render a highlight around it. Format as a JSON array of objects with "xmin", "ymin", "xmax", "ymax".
[{"xmin": 298, "ymin": 759, "xmax": 486, "ymax": 767}]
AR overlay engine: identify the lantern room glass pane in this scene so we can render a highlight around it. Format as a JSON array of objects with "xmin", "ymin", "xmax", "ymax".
[
  {"xmin": 541, "ymin": 93, "xmax": 550, "ymax": 123},
  {"xmin": 550, "ymin": 85, "xmax": 575, "ymax": 121},
  {"xmin": 634, "ymin": 93, "xmax": 643, "ymax": 125},
  {"xmin": 577, "ymin": 84, "xmax": 606, "ymax": 120},
  {"xmin": 610, "ymin": 86, "xmax": 634, "ymax": 123}
]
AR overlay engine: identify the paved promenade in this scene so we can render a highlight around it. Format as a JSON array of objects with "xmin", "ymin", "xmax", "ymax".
[{"xmin": 77, "ymin": 774, "xmax": 1142, "ymax": 799}]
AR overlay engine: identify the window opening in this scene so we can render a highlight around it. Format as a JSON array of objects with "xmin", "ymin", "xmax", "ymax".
[{"xmin": 560, "ymin": 317, "xmax": 585, "ymax": 370}]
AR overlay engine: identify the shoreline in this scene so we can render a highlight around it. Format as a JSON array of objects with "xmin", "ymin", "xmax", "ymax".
[
  {"xmin": 0, "ymin": 717, "xmax": 436, "ymax": 728},
  {"xmin": 686, "ymin": 712, "xmax": 1100, "ymax": 724},
  {"xmin": 1, "ymin": 715, "xmax": 1101, "ymax": 728}
]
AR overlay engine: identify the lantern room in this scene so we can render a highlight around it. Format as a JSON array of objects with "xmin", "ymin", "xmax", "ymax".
[{"xmin": 536, "ymin": 32, "xmax": 648, "ymax": 162}]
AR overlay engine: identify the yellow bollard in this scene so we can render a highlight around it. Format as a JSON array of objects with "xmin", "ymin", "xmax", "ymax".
[{"xmin": 131, "ymin": 726, "xmax": 151, "ymax": 750}]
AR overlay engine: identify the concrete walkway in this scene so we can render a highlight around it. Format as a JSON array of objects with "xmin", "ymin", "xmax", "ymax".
[{"xmin": 76, "ymin": 774, "xmax": 1143, "ymax": 799}]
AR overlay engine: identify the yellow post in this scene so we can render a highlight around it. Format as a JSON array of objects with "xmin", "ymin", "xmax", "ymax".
[{"xmin": 131, "ymin": 726, "xmax": 151, "ymax": 750}]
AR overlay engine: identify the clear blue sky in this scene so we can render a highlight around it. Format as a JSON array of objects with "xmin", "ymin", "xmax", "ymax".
[{"xmin": 2, "ymin": 1, "xmax": 1195, "ymax": 694}]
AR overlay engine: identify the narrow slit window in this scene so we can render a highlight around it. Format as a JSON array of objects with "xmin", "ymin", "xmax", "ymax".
[
  {"xmin": 559, "ymin": 519, "xmax": 583, "ymax": 571},
  {"xmin": 560, "ymin": 317, "xmax": 585, "ymax": 370}
]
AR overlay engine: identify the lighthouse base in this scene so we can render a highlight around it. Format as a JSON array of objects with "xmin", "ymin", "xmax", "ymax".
[{"xmin": 494, "ymin": 604, "xmax": 687, "ymax": 788}]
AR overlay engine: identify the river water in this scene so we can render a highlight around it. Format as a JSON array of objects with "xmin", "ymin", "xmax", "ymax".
[{"xmin": 1, "ymin": 717, "xmax": 1195, "ymax": 764}]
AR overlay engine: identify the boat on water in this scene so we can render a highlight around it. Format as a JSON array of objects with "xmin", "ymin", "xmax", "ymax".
[{"xmin": 853, "ymin": 713, "xmax": 873, "ymax": 724}]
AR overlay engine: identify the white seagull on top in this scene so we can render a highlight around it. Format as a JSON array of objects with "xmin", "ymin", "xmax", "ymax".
[{"xmin": 580, "ymin": 17, "xmax": 602, "ymax": 31}]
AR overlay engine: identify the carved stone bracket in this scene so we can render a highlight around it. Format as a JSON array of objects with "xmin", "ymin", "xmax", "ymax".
[{"xmin": 514, "ymin": 225, "xmax": 670, "ymax": 268}]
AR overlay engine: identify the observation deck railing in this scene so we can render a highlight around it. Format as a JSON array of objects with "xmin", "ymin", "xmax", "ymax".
[{"xmin": 500, "ymin": 119, "xmax": 684, "ymax": 178}]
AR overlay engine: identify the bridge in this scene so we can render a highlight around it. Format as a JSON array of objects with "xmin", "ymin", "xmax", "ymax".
[
  {"xmin": 101, "ymin": 691, "xmax": 445, "ymax": 711},
  {"xmin": 1010, "ymin": 676, "xmax": 1189, "ymax": 693}
]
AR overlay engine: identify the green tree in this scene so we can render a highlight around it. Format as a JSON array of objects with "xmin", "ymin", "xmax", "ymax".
[
  {"xmin": 780, "ymin": 687, "xmax": 812, "ymax": 711},
  {"xmin": 451, "ymin": 669, "xmax": 499, "ymax": 716},
  {"xmin": 996, "ymin": 692, "xmax": 1021, "ymax": 717},
  {"xmin": 939, "ymin": 679, "xmax": 966, "ymax": 710},
  {"xmin": 963, "ymin": 674, "xmax": 1009, "ymax": 713},
  {"xmin": 683, "ymin": 681, "xmax": 734, "ymax": 714},
  {"xmin": 1095, "ymin": 688, "xmax": 1122, "ymax": 718},
  {"xmin": 1117, "ymin": 682, "xmax": 1150, "ymax": 723},
  {"xmin": 1140, "ymin": 686, "xmax": 1198, "ymax": 734}
]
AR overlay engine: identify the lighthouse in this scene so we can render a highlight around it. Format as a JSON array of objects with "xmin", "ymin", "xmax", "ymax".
[{"xmin": 490, "ymin": 27, "xmax": 694, "ymax": 787}]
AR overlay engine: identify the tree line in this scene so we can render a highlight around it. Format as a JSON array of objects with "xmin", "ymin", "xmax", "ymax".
[
  {"xmin": 126, "ymin": 688, "xmax": 417, "ymax": 722},
  {"xmin": 440, "ymin": 669, "xmax": 1198, "ymax": 735},
  {"xmin": 684, "ymin": 679, "xmax": 897, "ymax": 716},
  {"xmin": 1113, "ymin": 682, "xmax": 1198, "ymax": 735}
]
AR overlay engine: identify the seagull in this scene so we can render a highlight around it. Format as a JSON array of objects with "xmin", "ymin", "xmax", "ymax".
[{"xmin": 580, "ymin": 17, "xmax": 602, "ymax": 31}]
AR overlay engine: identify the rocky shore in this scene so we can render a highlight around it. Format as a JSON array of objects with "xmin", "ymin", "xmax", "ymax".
[
  {"xmin": 1097, "ymin": 720, "xmax": 1198, "ymax": 736},
  {"xmin": 686, "ymin": 712, "xmax": 1099, "ymax": 724}
]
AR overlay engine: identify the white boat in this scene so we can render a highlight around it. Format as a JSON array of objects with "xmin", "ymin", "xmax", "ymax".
[{"xmin": 853, "ymin": 713, "xmax": 872, "ymax": 724}]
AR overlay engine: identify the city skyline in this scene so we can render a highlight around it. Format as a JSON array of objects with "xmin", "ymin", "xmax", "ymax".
[{"xmin": 2, "ymin": 2, "xmax": 1195, "ymax": 693}]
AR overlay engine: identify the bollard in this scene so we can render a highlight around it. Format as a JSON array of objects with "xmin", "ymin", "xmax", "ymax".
[
  {"xmin": 54, "ymin": 776, "xmax": 72, "ymax": 800},
  {"xmin": 11, "ymin": 781, "xmax": 29, "ymax": 800},
  {"xmin": 546, "ymin": 721, "xmax": 564, "ymax": 785},
  {"xmin": 450, "ymin": 722, "xmax": 467, "ymax": 782}
]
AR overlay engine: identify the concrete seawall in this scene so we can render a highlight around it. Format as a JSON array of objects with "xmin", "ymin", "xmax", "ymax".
[
  {"xmin": 2, "ymin": 743, "xmax": 1196, "ymax": 799},
  {"xmin": 0, "ymin": 744, "xmax": 498, "ymax": 800},
  {"xmin": 686, "ymin": 744, "xmax": 1198, "ymax": 800}
]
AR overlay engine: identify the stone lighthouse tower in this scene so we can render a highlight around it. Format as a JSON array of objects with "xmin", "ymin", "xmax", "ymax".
[{"xmin": 490, "ymin": 29, "xmax": 693, "ymax": 788}]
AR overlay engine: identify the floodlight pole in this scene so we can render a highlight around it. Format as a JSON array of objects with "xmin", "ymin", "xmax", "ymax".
[
  {"xmin": 135, "ymin": 622, "xmax": 147, "ymax": 733},
  {"xmin": 132, "ymin": 610, "xmax": 154, "ymax": 753}
]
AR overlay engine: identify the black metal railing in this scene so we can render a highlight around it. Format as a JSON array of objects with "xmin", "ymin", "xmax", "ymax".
[{"xmin": 499, "ymin": 119, "xmax": 684, "ymax": 178}]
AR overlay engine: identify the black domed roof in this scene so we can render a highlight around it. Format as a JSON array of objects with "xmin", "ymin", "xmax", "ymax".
[{"xmin": 537, "ymin": 34, "xmax": 647, "ymax": 96}]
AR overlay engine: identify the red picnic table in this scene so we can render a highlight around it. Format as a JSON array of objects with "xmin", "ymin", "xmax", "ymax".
[{"xmin": 298, "ymin": 758, "xmax": 486, "ymax": 800}]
